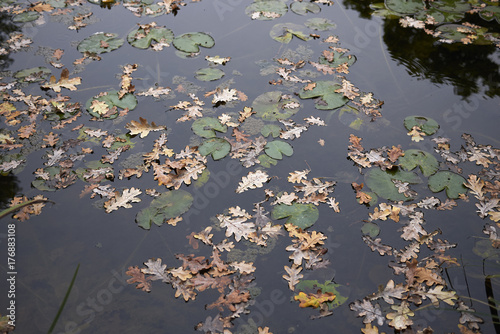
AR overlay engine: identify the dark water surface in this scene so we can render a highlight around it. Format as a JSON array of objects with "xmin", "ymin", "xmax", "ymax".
[{"xmin": 1, "ymin": 0, "xmax": 500, "ymax": 333}]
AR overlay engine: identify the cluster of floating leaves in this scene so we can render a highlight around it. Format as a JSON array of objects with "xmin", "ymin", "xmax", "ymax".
[
  {"xmin": 0, "ymin": 0, "xmax": 498, "ymax": 332},
  {"xmin": 371, "ymin": 0, "xmax": 500, "ymax": 48},
  {"xmin": 346, "ymin": 116, "xmax": 500, "ymax": 332}
]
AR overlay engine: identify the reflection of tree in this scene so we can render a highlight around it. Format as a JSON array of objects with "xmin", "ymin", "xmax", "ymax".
[
  {"xmin": 0, "ymin": 174, "xmax": 20, "ymax": 209},
  {"xmin": 383, "ymin": 19, "xmax": 500, "ymax": 98},
  {"xmin": 341, "ymin": 0, "xmax": 500, "ymax": 99},
  {"xmin": 0, "ymin": 12, "xmax": 19, "ymax": 71}
]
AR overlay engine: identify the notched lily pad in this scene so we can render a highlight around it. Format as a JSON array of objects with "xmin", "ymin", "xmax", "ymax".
[
  {"xmin": 290, "ymin": 1, "xmax": 320, "ymax": 15},
  {"xmin": 385, "ymin": 0, "xmax": 424, "ymax": 14},
  {"xmin": 77, "ymin": 32, "xmax": 124, "ymax": 54},
  {"xmin": 304, "ymin": 18, "xmax": 336, "ymax": 31},
  {"xmin": 365, "ymin": 167, "xmax": 422, "ymax": 201},
  {"xmin": 404, "ymin": 115, "xmax": 439, "ymax": 135},
  {"xmin": 198, "ymin": 138, "xmax": 231, "ymax": 160},
  {"xmin": 271, "ymin": 203, "xmax": 319, "ymax": 229},
  {"xmin": 261, "ymin": 123, "xmax": 282, "ymax": 137},
  {"xmin": 172, "ymin": 32, "xmax": 214, "ymax": 54},
  {"xmin": 136, "ymin": 190, "xmax": 193, "ymax": 229},
  {"xmin": 192, "ymin": 117, "xmax": 227, "ymax": 138},
  {"xmin": 428, "ymin": 171, "xmax": 467, "ymax": 199},
  {"xmin": 265, "ymin": 140, "xmax": 293, "ymax": 159},
  {"xmin": 252, "ymin": 91, "xmax": 301, "ymax": 121},
  {"xmin": 14, "ymin": 67, "xmax": 51, "ymax": 82},
  {"xmin": 298, "ymin": 80, "xmax": 348, "ymax": 110},
  {"xmin": 85, "ymin": 90, "xmax": 137, "ymax": 119},
  {"xmin": 270, "ymin": 23, "xmax": 311, "ymax": 43},
  {"xmin": 399, "ymin": 149, "xmax": 439, "ymax": 177},
  {"xmin": 295, "ymin": 280, "xmax": 349, "ymax": 309},
  {"xmin": 245, "ymin": 0, "xmax": 288, "ymax": 20},
  {"xmin": 12, "ymin": 11, "xmax": 40, "ymax": 23},
  {"xmin": 127, "ymin": 25, "xmax": 174, "ymax": 49},
  {"xmin": 194, "ymin": 67, "xmax": 225, "ymax": 81}
]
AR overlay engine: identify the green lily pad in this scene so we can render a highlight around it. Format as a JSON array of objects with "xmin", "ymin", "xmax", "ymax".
[
  {"xmin": 304, "ymin": 18, "xmax": 336, "ymax": 31},
  {"xmin": 12, "ymin": 11, "xmax": 40, "ymax": 23},
  {"xmin": 270, "ymin": 23, "xmax": 311, "ymax": 43},
  {"xmin": 192, "ymin": 117, "xmax": 227, "ymax": 138},
  {"xmin": 338, "ymin": 104, "xmax": 364, "ymax": 130},
  {"xmin": 399, "ymin": 149, "xmax": 439, "ymax": 177},
  {"xmin": 14, "ymin": 67, "xmax": 51, "ymax": 82},
  {"xmin": 403, "ymin": 115, "xmax": 439, "ymax": 135},
  {"xmin": 479, "ymin": 5, "xmax": 500, "ymax": 24},
  {"xmin": 258, "ymin": 154, "xmax": 278, "ymax": 168},
  {"xmin": 385, "ymin": 0, "xmax": 424, "ymax": 14},
  {"xmin": 319, "ymin": 50, "xmax": 356, "ymax": 69},
  {"xmin": 245, "ymin": 0, "xmax": 288, "ymax": 20},
  {"xmin": 77, "ymin": 32, "xmax": 124, "ymax": 54},
  {"xmin": 127, "ymin": 26, "xmax": 174, "ymax": 49},
  {"xmin": 85, "ymin": 90, "xmax": 137, "ymax": 119},
  {"xmin": 290, "ymin": 1, "xmax": 320, "ymax": 15},
  {"xmin": 194, "ymin": 67, "xmax": 225, "ymax": 81},
  {"xmin": 365, "ymin": 167, "xmax": 422, "ymax": 202},
  {"xmin": 136, "ymin": 190, "xmax": 193, "ymax": 229},
  {"xmin": 428, "ymin": 171, "xmax": 467, "ymax": 199},
  {"xmin": 265, "ymin": 140, "xmax": 293, "ymax": 159},
  {"xmin": 299, "ymin": 80, "xmax": 348, "ymax": 110},
  {"xmin": 252, "ymin": 91, "xmax": 301, "ymax": 121},
  {"xmin": 271, "ymin": 203, "xmax": 319, "ymax": 229},
  {"xmin": 198, "ymin": 138, "xmax": 231, "ymax": 160},
  {"xmin": 430, "ymin": 0, "xmax": 470, "ymax": 14},
  {"xmin": 261, "ymin": 123, "xmax": 282, "ymax": 137},
  {"xmin": 361, "ymin": 222, "xmax": 380, "ymax": 238},
  {"xmin": 295, "ymin": 280, "xmax": 349, "ymax": 309},
  {"xmin": 172, "ymin": 32, "xmax": 215, "ymax": 54}
]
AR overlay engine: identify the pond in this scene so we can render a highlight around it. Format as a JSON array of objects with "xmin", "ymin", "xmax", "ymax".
[{"xmin": 1, "ymin": 0, "xmax": 500, "ymax": 333}]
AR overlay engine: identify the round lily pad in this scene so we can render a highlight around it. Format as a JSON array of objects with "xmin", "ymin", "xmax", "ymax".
[
  {"xmin": 172, "ymin": 32, "xmax": 214, "ymax": 54},
  {"xmin": 295, "ymin": 280, "xmax": 348, "ymax": 310},
  {"xmin": 428, "ymin": 171, "xmax": 467, "ymax": 199},
  {"xmin": 258, "ymin": 154, "xmax": 278, "ymax": 168},
  {"xmin": 136, "ymin": 189, "xmax": 193, "ymax": 229},
  {"xmin": 77, "ymin": 32, "xmax": 124, "ymax": 54},
  {"xmin": 245, "ymin": 0, "xmax": 288, "ymax": 20},
  {"xmin": 12, "ymin": 11, "xmax": 40, "ymax": 23},
  {"xmin": 365, "ymin": 168, "xmax": 422, "ymax": 202},
  {"xmin": 192, "ymin": 117, "xmax": 227, "ymax": 138},
  {"xmin": 198, "ymin": 138, "xmax": 231, "ymax": 160},
  {"xmin": 14, "ymin": 67, "xmax": 51, "ymax": 82},
  {"xmin": 298, "ymin": 80, "xmax": 348, "ymax": 110},
  {"xmin": 252, "ymin": 91, "xmax": 301, "ymax": 121},
  {"xmin": 272, "ymin": 203, "xmax": 319, "ymax": 229},
  {"xmin": 270, "ymin": 23, "xmax": 311, "ymax": 43},
  {"xmin": 304, "ymin": 18, "xmax": 336, "ymax": 31},
  {"xmin": 403, "ymin": 115, "xmax": 439, "ymax": 135},
  {"xmin": 264, "ymin": 140, "xmax": 293, "ymax": 159},
  {"xmin": 319, "ymin": 50, "xmax": 356, "ymax": 69},
  {"xmin": 290, "ymin": 1, "xmax": 320, "ymax": 15},
  {"xmin": 399, "ymin": 149, "xmax": 439, "ymax": 177},
  {"xmin": 85, "ymin": 90, "xmax": 137, "ymax": 119},
  {"xmin": 385, "ymin": 0, "xmax": 424, "ymax": 14},
  {"xmin": 361, "ymin": 222, "xmax": 380, "ymax": 238},
  {"xmin": 194, "ymin": 67, "xmax": 225, "ymax": 81},
  {"xmin": 261, "ymin": 123, "xmax": 282, "ymax": 137},
  {"xmin": 127, "ymin": 26, "xmax": 174, "ymax": 49}
]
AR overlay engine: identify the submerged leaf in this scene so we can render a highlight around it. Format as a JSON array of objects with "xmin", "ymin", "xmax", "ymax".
[{"xmin": 194, "ymin": 67, "xmax": 225, "ymax": 81}]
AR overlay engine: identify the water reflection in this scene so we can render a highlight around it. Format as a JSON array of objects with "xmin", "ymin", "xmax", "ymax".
[
  {"xmin": 342, "ymin": 0, "xmax": 500, "ymax": 99},
  {"xmin": 0, "ymin": 11, "xmax": 19, "ymax": 70}
]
